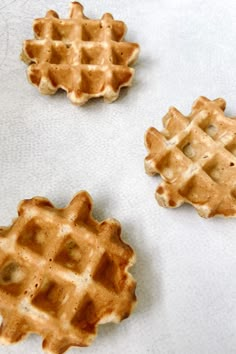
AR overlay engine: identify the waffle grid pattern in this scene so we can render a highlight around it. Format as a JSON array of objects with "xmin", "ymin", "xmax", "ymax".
[
  {"xmin": 145, "ymin": 96, "xmax": 236, "ymax": 217},
  {"xmin": 21, "ymin": 2, "xmax": 139, "ymax": 105},
  {"xmin": 0, "ymin": 192, "xmax": 136, "ymax": 353}
]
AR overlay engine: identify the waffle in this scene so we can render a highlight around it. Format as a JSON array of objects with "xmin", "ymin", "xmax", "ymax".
[
  {"xmin": 0, "ymin": 191, "xmax": 136, "ymax": 353},
  {"xmin": 21, "ymin": 2, "xmax": 140, "ymax": 105},
  {"xmin": 145, "ymin": 96, "xmax": 236, "ymax": 217}
]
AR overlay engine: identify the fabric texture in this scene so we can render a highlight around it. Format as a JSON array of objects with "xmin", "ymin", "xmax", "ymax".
[{"xmin": 0, "ymin": 0, "xmax": 236, "ymax": 353}]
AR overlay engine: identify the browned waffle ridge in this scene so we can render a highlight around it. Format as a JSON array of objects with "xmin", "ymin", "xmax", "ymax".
[
  {"xmin": 21, "ymin": 2, "xmax": 140, "ymax": 105},
  {"xmin": 0, "ymin": 191, "xmax": 136, "ymax": 353},
  {"xmin": 145, "ymin": 96, "xmax": 236, "ymax": 217}
]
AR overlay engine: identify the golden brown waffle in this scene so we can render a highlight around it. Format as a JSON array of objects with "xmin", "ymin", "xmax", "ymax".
[
  {"xmin": 145, "ymin": 96, "xmax": 236, "ymax": 218},
  {"xmin": 21, "ymin": 2, "xmax": 139, "ymax": 105},
  {"xmin": 0, "ymin": 191, "xmax": 136, "ymax": 353}
]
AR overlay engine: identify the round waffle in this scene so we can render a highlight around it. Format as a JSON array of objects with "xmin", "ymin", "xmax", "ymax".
[
  {"xmin": 21, "ymin": 2, "xmax": 140, "ymax": 105},
  {"xmin": 145, "ymin": 96, "xmax": 236, "ymax": 217},
  {"xmin": 0, "ymin": 191, "xmax": 136, "ymax": 353}
]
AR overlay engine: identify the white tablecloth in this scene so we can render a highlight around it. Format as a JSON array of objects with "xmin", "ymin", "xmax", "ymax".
[{"xmin": 0, "ymin": 0, "xmax": 236, "ymax": 353}]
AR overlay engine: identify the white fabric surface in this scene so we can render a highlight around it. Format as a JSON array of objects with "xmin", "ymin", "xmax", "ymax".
[{"xmin": 0, "ymin": 0, "xmax": 236, "ymax": 353}]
